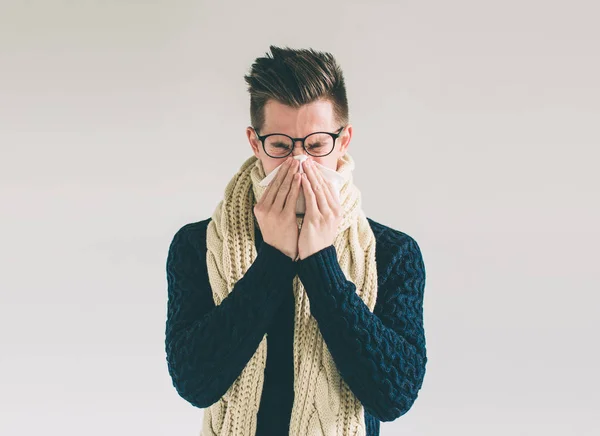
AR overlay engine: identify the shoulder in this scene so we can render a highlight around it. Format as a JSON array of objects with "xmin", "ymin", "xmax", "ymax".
[
  {"xmin": 366, "ymin": 217, "xmax": 425, "ymax": 274},
  {"xmin": 168, "ymin": 217, "xmax": 213, "ymax": 256}
]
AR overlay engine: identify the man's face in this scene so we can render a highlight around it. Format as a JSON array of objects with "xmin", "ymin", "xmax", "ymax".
[{"xmin": 246, "ymin": 98, "xmax": 352, "ymax": 176}]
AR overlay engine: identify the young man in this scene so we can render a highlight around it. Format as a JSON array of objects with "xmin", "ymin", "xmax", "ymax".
[{"xmin": 165, "ymin": 45, "xmax": 427, "ymax": 436}]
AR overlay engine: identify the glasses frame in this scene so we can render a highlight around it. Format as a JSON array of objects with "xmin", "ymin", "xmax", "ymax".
[{"xmin": 252, "ymin": 125, "xmax": 345, "ymax": 158}]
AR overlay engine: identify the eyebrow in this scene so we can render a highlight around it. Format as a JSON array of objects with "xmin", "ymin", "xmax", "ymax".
[{"xmin": 262, "ymin": 128, "xmax": 334, "ymax": 136}]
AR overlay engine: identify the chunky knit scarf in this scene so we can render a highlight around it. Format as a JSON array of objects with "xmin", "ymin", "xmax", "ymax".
[{"xmin": 203, "ymin": 152, "xmax": 378, "ymax": 436}]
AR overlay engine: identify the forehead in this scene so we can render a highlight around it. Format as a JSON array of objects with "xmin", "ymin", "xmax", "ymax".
[{"xmin": 262, "ymin": 98, "xmax": 336, "ymax": 134}]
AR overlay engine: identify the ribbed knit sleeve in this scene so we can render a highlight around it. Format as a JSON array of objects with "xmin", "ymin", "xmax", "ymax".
[
  {"xmin": 165, "ymin": 223, "xmax": 297, "ymax": 408},
  {"xmin": 295, "ymin": 234, "xmax": 427, "ymax": 422}
]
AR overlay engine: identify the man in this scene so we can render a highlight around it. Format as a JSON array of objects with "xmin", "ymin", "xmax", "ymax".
[{"xmin": 165, "ymin": 45, "xmax": 427, "ymax": 436}]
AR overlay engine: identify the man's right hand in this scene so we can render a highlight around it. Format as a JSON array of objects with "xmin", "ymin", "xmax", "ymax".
[{"xmin": 254, "ymin": 156, "xmax": 302, "ymax": 260}]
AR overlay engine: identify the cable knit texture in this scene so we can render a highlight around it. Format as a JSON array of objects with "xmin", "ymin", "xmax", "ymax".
[
  {"xmin": 165, "ymin": 155, "xmax": 427, "ymax": 435},
  {"xmin": 199, "ymin": 152, "xmax": 378, "ymax": 436}
]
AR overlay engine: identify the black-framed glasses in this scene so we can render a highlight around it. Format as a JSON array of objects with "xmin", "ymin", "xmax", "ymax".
[{"xmin": 252, "ymin": 126, "xmax": 345, "ymax": 158}]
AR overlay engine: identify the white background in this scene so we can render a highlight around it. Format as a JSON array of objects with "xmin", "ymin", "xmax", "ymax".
[{"xmin": 1, "ymin": 0, "xmax": 598, "ymax": 435}]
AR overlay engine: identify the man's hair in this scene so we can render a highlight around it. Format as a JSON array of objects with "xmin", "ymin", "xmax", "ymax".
[{"xmin": 244, "ymin": 45, "xmax": 349, "ymax": 132}]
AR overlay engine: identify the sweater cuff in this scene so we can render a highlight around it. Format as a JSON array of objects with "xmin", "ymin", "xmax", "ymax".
[
  {"xmin": 251, "ymin": 240, "xmax": 297, "ymax": 284},
  {"xmin": 295, "ymin": 245, "xmax": 348, "ymax": 293}
]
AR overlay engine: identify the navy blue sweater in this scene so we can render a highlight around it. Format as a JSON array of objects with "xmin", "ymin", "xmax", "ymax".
[{"xmin": 165, "ymin": 217, "xmax": 427, "ymax": 435}]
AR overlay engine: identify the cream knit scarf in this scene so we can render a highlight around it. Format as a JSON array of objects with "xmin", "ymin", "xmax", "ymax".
[{"xmin": 202, "ymin": 152, "xmax": 378, "ymax": 436}]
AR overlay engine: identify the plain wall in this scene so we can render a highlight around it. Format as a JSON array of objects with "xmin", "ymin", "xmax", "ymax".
[{"xmin": 1, "ymin": 0, "xmax": 598, "ymax": 435}]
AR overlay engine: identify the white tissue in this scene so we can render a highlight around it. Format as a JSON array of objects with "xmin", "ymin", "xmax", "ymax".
[{"xmin": 258, "ymin": 154, "xmax": 346, "ymax": 214}]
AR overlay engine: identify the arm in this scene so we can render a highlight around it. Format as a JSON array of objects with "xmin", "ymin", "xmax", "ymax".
[
  {"xmin": 165, "ymin": 224, "xmax": 296, "ymax": 408},
  {"xmin": 295, "ymin": 235, "xmax": 427, "ymax": 422}
]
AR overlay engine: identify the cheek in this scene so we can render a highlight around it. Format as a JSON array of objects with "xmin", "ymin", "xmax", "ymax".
[
  {"xmin": 265, "ymin": 164, "xmax": 277, "ymax": 175},
  {"xmin": 313, "ymin": 157, "xmax": 336, "ymax": 171},
  {"xmin": 264, "ymin": 160, "xmax": 283, "ymax": 176}
]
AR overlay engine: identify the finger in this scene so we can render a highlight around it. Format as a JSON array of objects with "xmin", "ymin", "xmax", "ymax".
[
  {"xmin": 273, "ymin": 158, "xmax": 299, "ymax": 211},
  {"xmin": 262, "ymin": 157, "xmax": 293, "ymax": 207},
  {"xmin": 310, "ymin": 161, "xmax": 337, "ymax": 209},
  {"xmin": 321, "ymin": 178, "xmax": 342, "ymax": 217},
  {"xmin": 301, "ymin": 172, "xmax": 318, "ymax": 217},
  {"xmin": 304, "ymin": 159, "xmax": 328, "ymax": 213},
  {"xmin": 284, "ymin": 171, "xmax": 302, "ymax": 214},
  {"xmin": 309, "ymin": 162, "xmax": 343, "ymax": 219},
  {"xmin": 325, "ymin": 178, "xmax": 342, "ymax": 215}
]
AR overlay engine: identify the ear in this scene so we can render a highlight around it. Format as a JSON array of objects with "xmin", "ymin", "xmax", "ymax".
[
  {"xmin": 338, "ymin": 124, "xmax": 352, "ymax": 156},
  {"xmin": 246, "ymin": 126, "xmax": 261, "ymax": 157}
]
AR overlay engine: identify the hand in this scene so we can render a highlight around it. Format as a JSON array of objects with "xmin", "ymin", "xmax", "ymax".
[
  {"xmin": 297, "ymin": 158, "xmax": 343, "ymax": 260},
  {"xmin": 253, "ymin": 156, "xmax": 302, "ymax": 260}
]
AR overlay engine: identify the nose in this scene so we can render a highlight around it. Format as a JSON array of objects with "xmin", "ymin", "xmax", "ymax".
[{"xmin": 290, "ymin": 140, "xmax": 308, "ymax": 157}]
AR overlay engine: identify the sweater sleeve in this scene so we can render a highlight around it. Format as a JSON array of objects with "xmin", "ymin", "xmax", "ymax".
[
  {"xmin": 165, "ymin": 223, "xmax": 296, "ymax": 408},
  {"xmin": 294, "ymin": 235, "xmax": 427, "ymax": 422}
]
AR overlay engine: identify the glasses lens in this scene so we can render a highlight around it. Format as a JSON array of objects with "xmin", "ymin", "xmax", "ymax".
[
  {"xmin": 305, "ymin": 133, "xmax": 334, "ymax": 156},
  {"xmin": 264, "ymin": 135, "xmax": 293, "ymax": 157}
]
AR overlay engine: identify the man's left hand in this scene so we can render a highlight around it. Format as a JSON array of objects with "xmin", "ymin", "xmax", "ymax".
[{"xmin": 297, "ymin": 159, "xmax": 343, "ymax": 260}]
